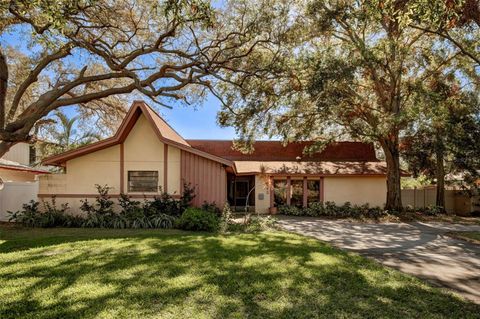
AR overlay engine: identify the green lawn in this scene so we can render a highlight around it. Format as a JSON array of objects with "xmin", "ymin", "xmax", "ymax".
[
  {"xmin": 449, "ymin": 231, "xmax": 480, "ymax": 243},
  {"xmin": 0, "ymin": 227, "xmax": 478, "ymax": 318}
]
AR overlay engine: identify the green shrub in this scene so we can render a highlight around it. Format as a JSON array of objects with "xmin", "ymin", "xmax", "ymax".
[
  {"xmin": 201, "ymin": 201, "xmax": 221, "ymax": 215},
  {"xmin": 80, "ymin": 184, "xmax": 116, "ymax": 228},
  {"xmin": 277, "ymin": 201, "xmax": 386, "ymax": 219},
  {"xmin": 304, "ymin": 202, "xmax": 324, "ymax": 217},
  {"xmin": 150, "ymin": 214, "xmax": 176, "ymax": 229},
  {"xmin": 421, "ymin": 205, "xmax": 445, "ymax": 216},
  {"xmin": 146, "ymin": 183, "xmax": 196, "ymax": 217},
  {"xmin": 41, "ymin": 196, "xmax": 72, "ymax": 227},
  {"xmin": 219, "ymin": 203, "xmax": 233, "ymax": 233},
  {"xmin": 245, "ymin": 215, "xmax": 277, "ymax": 232},
  {"xmin": 278, "ymin": 205, "xmax": 303, "ymax": 216},
  {"xmin": 8, "ymin": 200, "xmax": 42, "ymax": 227},
  {"xmin": 8, "ymin": 197, "xmax": 77, "ymax": 227},
  {"xmin": 176, "ymin": 208, "xmax": 219, "ymax": 232}
]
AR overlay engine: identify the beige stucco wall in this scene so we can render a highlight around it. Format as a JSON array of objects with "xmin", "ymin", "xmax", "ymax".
[
  {"xmin": 66, "ymin": 144, "xmax": 120, "ymax": 193},
  {"xmin": 124, "ymin": 114, "xmax": 164, "ymax": 194},
  {"xmin": 255, "ymin": 175, "xmax": 271, "ymax": 214},
  {"xmin": 40, "ymin": 113, "xmax": 182, "ymax": 197},
  {"xmin": 0, "ymin": 168, "xmax": 37, "ymax": 182},
  {"xmin": 323, "ymin": 176, "xmax": 386, "ymax": 207}
]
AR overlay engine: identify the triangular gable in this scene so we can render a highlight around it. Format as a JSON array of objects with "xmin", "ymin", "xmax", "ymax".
[{"xmin": 42, "ymin": 101, "xmax": 233, "ymax": 167}]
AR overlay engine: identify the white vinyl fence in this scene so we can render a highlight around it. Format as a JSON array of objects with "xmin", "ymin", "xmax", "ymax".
[{"xmin": 0, "ymin": 181, "xmax": 39, "ymax": 221}]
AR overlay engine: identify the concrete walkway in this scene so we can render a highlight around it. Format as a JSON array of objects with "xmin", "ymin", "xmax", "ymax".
[{"xmin": 277, "ymin": 216, "xmax": 480, "ymax": 303}]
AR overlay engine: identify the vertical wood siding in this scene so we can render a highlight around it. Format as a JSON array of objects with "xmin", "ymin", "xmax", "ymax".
[{"xmin": 180, "ymin": 150, "xmax": 227, "ymax": 207}]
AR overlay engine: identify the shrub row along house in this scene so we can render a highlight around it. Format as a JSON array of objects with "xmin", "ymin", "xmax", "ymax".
[{"xmin": 40, "ymin": 101, "xmax": 391, "ymax": 213}]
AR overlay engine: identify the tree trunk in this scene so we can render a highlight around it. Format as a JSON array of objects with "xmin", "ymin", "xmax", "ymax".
[
  {"xmin": 0, "ymin": 50, "xmax": 8, "ymax": 130},
  {"xmin": 435, "ymin": 133, "xmax": 446, "ymax": 210},
  {"xmin": 0, "ymin": 140, "xmax": 13, "ymax": 158},
  {"xmin": 381, "ymin": 137, "xmax": 403, "ymax": 212}
]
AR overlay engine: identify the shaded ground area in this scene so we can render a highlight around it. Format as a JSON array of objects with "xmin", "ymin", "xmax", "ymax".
[
  {"xmin": 1, "ymin": 226, "xmax": 479, "ymax": 318},
  {"xmin": 277, "ymin": 216, "xmax": 480, "ymax": 304},
  {"xmin": 448, "ymin": 231, "xmax": 480, "ymax": 244}
]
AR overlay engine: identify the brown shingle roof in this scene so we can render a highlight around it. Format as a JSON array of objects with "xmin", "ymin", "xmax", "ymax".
[{"xmin": 186, "ymin": 140, "xmax": 378, "ymax": 162}]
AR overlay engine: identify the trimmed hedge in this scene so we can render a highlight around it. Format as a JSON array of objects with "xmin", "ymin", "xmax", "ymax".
[{"xmin": 278, "ymin": 201, "xmax": 387, "ymax": 219}]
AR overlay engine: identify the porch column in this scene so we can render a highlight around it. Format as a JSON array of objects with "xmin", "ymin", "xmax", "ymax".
[
  {"xmin": 286, "ymin": 176, "xmax": 291, "ymax": 206},
  {"xmin": 269, "ymin": 176, "xmax": 274, "ymax": 208},
  {"xmin": 320, "ymin": 177, "xmax": 325, "ymax": 202},
  {"xmin": 303, "ymin": 177, "xmax": 308, "ymax": 208}
]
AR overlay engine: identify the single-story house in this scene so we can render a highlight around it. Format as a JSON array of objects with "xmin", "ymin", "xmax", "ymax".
[{"xmin": 40, "ymin": 101, "xmax": 389, "ymax": 213}]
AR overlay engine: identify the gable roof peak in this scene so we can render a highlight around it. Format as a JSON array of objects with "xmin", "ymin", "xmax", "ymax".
[
  {"xmin": 132, "ymin": 100, "xmax": 189, "ymax": 147},
  {"xmin": 42, "ymin": 100, "xmax": 232, "ymax": 166}
]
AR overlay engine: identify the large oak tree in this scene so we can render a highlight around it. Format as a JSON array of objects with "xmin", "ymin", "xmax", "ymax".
[
  {"xmin": 219, "ymin": 0, "xmax": 450, "ymax": 211},
  {"xmin": 0, "ymin": 0, "xmax": 282, "ymax": 156}
]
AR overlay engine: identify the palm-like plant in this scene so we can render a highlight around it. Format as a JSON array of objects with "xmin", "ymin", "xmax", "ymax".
[
  {"xmin": 52, "ymin": 112, "xmax": 102, "ymax": 152},
  {"xmin": 37, "ymin": 111, "xmax": 102, "ymax": 160}
]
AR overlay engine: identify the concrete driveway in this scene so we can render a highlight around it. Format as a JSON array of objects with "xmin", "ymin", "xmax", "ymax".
[{"xmin": 277, "ymin": 216, "xmax": 480, "ymax": 303}]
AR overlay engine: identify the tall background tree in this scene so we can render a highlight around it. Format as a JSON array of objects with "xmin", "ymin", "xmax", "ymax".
[
  {"xmin": 0, "ymin": 0, "xmax": 283, "ymax": 156},
  {"xmin": 402, "ymin": 73, "xmax": 480, "ymax": 209},
  {"xmin": 219, "ymin": 0, "xmax": 453, "ymax": 211}
]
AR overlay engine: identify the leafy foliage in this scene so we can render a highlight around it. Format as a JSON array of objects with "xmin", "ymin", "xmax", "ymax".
[
  {"xmin": 176, "ymin": 207, "xmax": 219, "ymax": 232},
  {"xmin": 279, "ymin": 202, "xmax": 387, "ymax": 219},
  {"xmin": 8, "ymin": 197, "xmax": 80, "ymax": 227},
  {"xmin": 219, "ymin": 202, "xmax": 233, "ymax": 233},
  {"xmin": 201, "ymin": 201, "xmax": 221, "ymax": 215},
  {"xmin": 0, "ymin": 0, "xmax": 281, "ymax": 157},
  {"xmin": 10, "ymin": 184, "xmax": 193, "ymax": 229},
  {"xmin": 145, "ymin": 183, "xmax": 195, "ymax": 217}
]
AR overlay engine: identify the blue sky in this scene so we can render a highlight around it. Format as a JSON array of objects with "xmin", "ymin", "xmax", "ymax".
[
  {"xmin": 155, "ymin": 96, "xmax": 237, "ymax": 140},
  {"xmin": 2, "ymin": 24, "xmax": 238, "ymax": 140}
]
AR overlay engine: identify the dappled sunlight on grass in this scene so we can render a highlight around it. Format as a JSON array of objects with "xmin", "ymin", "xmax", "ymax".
[{"xmin": 0, "ymin": 227, "xmax": 479, "ymax": 318}]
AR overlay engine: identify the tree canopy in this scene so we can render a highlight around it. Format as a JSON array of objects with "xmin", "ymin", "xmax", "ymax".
[
  {"xmin": 0, "ymin": 0, "xmax": 283, "ymax": 156},
  {"xmin": 217, "ymin": 0, "xmax": 479, "ymax": 211}
]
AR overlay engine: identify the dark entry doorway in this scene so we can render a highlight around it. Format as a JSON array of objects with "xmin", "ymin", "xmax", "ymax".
[{"xmin": 227, "ymin": 174, "xmax": 255, "ymax": 211}]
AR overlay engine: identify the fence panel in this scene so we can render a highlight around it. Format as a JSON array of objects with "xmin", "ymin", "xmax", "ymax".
[
  {"xmin": 0, "ymin": 181, "xmax": 39, "ymax": 221},
  {"xmin": 402, "ymin": 187, "xmax": 474, "ymax": 215}
]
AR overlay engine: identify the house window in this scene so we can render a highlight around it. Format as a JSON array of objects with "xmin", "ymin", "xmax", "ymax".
[
  {"xmin": 128, "ymin": 171, "xmax": 158, "ymax": 192},
  {"xmin": 307, "ymin": 180, "xmax": 320, "ymax": 204},
  {"xmin": 290, "ymin": 180, "xmax": 304, "ymax": 207},
  {"xmin": 29, "ymin": 145, "xmax": 37, "ymax": 166},
  {"xmin": 273, "ymin": 179, "xmax": 287, "ymax": 206}
]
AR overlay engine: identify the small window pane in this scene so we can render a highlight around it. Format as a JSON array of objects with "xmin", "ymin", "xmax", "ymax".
[
  {"xmin": 128, "ymin": 171, "xmax": 158, "ymax": 192},
  {"xmin": 307, "ymin": 180, "xmax": 320, "ymax": 204},
  {"xmin": 273, "ymin": 179, "xmax": 287, "ymax": 207},
  {"xmin": 291, "ymin": 180, "xmax": 304, "ymax": 207}
]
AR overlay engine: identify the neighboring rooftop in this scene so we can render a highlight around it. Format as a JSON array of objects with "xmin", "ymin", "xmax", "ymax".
[{"xmin": 0, "ymin": 158, "xmax": 49, "ymax": 174}]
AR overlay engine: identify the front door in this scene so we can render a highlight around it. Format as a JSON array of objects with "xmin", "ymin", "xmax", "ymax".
[{"xmin": 234, "ymin": 180, "xmax": 249, "ymax": 207}]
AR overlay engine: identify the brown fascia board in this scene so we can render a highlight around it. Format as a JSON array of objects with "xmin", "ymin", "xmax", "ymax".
[
  {"xmin": 0, "ymin": 165, "xmax": 50, "ymax": 174},
  {"xmin": 42, "ymin": 101, "xmax": 234, "ymax": 167}
]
